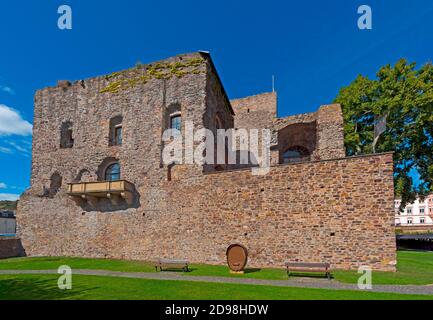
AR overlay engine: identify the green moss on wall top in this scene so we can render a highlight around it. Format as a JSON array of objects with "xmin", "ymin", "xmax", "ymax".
[{"xmin": 100, "ymin": 57, "xmax": 206, "ymax": 94}]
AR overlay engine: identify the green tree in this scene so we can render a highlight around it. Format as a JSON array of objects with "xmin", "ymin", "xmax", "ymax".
[{"xmin": 334, "ymin": 59, "xmax": 433, "ymax": 208}]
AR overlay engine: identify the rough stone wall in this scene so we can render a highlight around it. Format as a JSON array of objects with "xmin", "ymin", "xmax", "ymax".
[
  {"xmin": 231, "ymin": 92, "xmax": 276, "ymax": 129},
  {"xmin": 315, "ymin": 104, "xmax": 346, "ymax": 160},
  {"xmin": 205, "ymin": 65, "xmax": 234, "ymax": 131},
  {"xmin": 271, "ymin": 105, "xmax": 346, "ymax": 162},
  {"xmin": 203, "ymin": 62, "xmax": 235, "ymax": 171},
  {"xmin": 28, "ymin": 52, "xmax": 210, "ymax": 206},
  {"xmin": 274, "ymin": 122, "xmax": 317, "ymax": 162},
  {"xmin": 18, "ymin": 153, "xmax": 396, "ymax": 271},
  {"xmin": 232, "ymin": 94, "xmax": 346, "ymax": 163},
  {"xmin": 17, "ymin": 52, "xmax": 394, "ymax": 271},
  {"xmin": 0, "ymin": 237, "xmax": 25, "ymax": 259}
]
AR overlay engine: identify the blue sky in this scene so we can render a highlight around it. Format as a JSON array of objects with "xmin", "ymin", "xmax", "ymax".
[{"xmin": 0, "ymin": 0, "xmax": 432, "ymax": 200}]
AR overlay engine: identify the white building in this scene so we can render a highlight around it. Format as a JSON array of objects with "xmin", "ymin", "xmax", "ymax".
[
  {"xmin": 0, "ymin": 211, "xmax": 16, "ymax": 235},
  {"xmin": 395, "ymin": 195, "xmax": 433, "ymax": 226}
]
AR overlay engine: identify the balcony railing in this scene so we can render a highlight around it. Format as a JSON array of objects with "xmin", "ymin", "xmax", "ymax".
[{"xmin": 67, "ymin": 180, "xmax": 134, "ymax": 205}]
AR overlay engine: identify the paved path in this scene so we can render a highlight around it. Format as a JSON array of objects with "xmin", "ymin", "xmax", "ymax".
[{"xmin": 1, "ymin": 269, "xmax": 433, "ymax": 296}]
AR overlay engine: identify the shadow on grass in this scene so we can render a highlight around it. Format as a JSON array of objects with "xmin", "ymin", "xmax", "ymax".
[
  {"xmin": 158, "ymin": 268, "xmax": 191, "ymax": 273},
  {"xmin": 0, "ymin": 277, "xmax": 96, "ymax": 300},
  {"xmin": 288, "ymin": 272, "xmax": 333, "ymax": 280},
  {"xmin": 244, "ymin": 268, "xmax": 261, "ymax": 274},
  {"xmin": 171, "ymin": 267, "xmax": 262, "ymax": 275}
]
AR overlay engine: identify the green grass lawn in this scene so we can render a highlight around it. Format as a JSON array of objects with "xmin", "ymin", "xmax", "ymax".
[
  {"xmin": 0, "ymin": 274, "xmax": 431, "ymax": 300},
  {"xmin": 1, "ymin": 250, "xmax": 433, "ymax": 285},
  {"xmin": 334, "ymin": 250, "xmax": 433, "ymax": 285}
]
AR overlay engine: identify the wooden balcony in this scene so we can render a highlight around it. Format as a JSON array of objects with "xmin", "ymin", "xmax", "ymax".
[{"xmin": 67, "ymin": 180, "xmax": 134, "ymax": 206}]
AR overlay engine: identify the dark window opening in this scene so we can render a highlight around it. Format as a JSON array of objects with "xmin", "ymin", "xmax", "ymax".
[
  {"xmin": 114, "ymin": 126, "xmax": 122, "ymax": 146},
  {"xmin": 43, "ymin": 172, "xmax": 62, "ymax": 198},
  {"xmin": 170, "ymin": 114, "xmax": 181, "ymax": 132},
  {"xmin": 282, "ymin": 146, "xmax": 310, "ymax": 164},
  {"xmin": 105, "ymin": 163, "xmax": 121, "ymax": 181},
  {"xmin": 109, "ymin": 115, "xmax": 123, "ymax": 146},
  {"xmin": 167, "ymin": 163, "xmax": 175, "ymax": 181},
  {"xmin": 60, "ymin": 121, "xmax": 74, "ymax": 149}
]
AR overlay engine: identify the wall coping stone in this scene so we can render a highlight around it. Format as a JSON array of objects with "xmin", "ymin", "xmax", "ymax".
[{"xmin": 203, "ymin": 152, "xmax": 395, "ymax": 175}]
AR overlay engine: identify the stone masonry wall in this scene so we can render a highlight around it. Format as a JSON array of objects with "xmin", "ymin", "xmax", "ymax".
[
  {"xmin": 231, "ymin": 92, "xmax": 276, "ymax": 129},
  {"xmin": 0, "ymin": 237, "xmax": 25, "ymax": 259},
  {"xmin": 315, "ymin": 104, "xmax": 346, "ymax": 160},
  {"xmin": 231, "ymin": 94, "xmax": 346, "ymax": 164},
  {"xmin": 18, "ymin": 153, "xmax": 396, "ymax": 271},
  {"xmin": 17, "ymin": 52, "xmax": 395, "ymax": 272}
]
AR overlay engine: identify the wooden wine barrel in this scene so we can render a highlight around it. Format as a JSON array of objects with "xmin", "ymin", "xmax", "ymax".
[{"xmin": 226, "ymin": 244, "xmax": 248, "ymax": 272}]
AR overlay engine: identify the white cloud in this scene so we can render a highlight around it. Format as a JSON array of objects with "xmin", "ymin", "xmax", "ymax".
[
  {"xmin": 0, "ymin": 146, "xmax": 13, "ymax": 154},
  {"xmin": 0, "ymin": 193, "xmax": 19, "ymax": 201},
  {"xmin": 0, "ymin": 104, "xmax": 32, "ymax": 136},
  {"xmin": 0, "ymin": 183, "xmax": 6, "ymax": 189},
  {"xmin": 6, "ymin": 140, "xmax": 31, "ymax": 156},
  {"xmin": 0, "ymin": 86, "xmax": 15, "ymax": 95}
]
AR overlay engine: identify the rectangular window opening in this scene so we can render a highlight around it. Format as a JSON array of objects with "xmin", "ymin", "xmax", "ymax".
[
  {"xmin": 114, "ymin": 125, "xmax": 122, "ymax": 146},
  {"xmin": 170, "ymin": 115, "xmax": 181, "ymax": 132}
]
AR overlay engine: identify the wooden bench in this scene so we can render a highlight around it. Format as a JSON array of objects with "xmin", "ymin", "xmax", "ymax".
[
  {"xmin": 285, "ymin": 262, "xmax": 332, "ymax": 280},
  {"xmin": 155, "ymin": 259, "xmax": 189, "ymax": 272}
]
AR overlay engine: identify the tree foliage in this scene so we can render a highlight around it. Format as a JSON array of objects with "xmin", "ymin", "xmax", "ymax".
[{"xmin": 334, "ymin": 59, "xmax": 433, "ymax": 207}]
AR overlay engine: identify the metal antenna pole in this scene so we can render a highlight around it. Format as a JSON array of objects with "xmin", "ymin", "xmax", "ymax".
[{"xmin": 272, "ymin": 75, "xmax": 275, "ymax": 92}]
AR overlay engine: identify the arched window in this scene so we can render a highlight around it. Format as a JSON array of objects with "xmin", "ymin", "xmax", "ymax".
[
  {"xmin": 105, "ymin": 163, "xmax": 121, "ymax": 181},
  {"xmin": 283, "ymin": 146, "xmax": 310, "ymax": 164}
]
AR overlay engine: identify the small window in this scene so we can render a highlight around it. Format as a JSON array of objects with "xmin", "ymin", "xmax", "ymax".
[
  {"xmin": 114, "ymin": 125, "xmax": 122, "ymax": 146},
  {"xmin": 284, "ymin": 150, "xmax": 302, "ymax": 159},
  {"xmin": 282, "ymin": 146, "xmax": 310, "ymax": 164},
  {"xmin": 60, "ymin": 121, "xmax": 74, "ymax": 149},
  {"xmin": 407, "ymin": 208, "xmax": 412, "ymax": 215},
  {"xmin": 105, "ymin": 163, "xmax": 121, "ymax": 181},
  {"xmin": 170, "ymin": 114, "xmax": 181, "ymax": 131},
  {"xmin": 420, "ymin": 208, "xmax": 425, "ymax": 214},
  {"xmin": 109, "ymin": 115, "xmax": 123, "ymax": 146},
  {"xmin": 407, "ymin": 219, "xmax": 413, "ymax": 224},
  {"xmin": 420, "ymin": 218, "xmax": 425, "ymax": 224}
]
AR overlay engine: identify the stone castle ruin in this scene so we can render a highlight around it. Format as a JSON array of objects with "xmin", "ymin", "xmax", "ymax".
[{"xmin": 18, "ymin": 52, "xmax": 396, "ymax": 271}]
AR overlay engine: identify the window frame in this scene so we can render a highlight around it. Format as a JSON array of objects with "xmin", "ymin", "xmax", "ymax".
[
  {"xmin": 109, "ymin": 115, "xmax": 123, "ymax": 147},
  {"xmin": 104, "ymin": 163, "xmax": 121, "ymax": 181},
  {"xmin": 170, "ymin": 113, "xmax": 182, "ymax": 132},
  {"xmin": 114, "ymin": 124, "xmax": 123, "ymax": 146}
]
